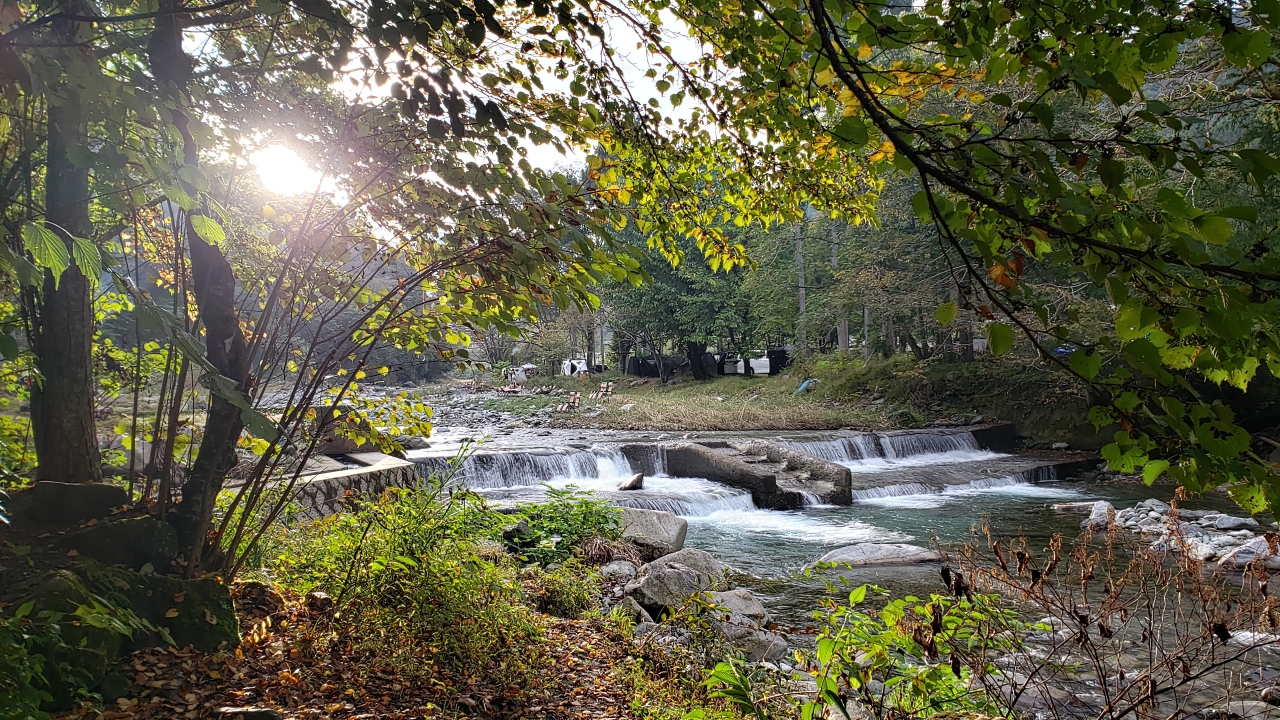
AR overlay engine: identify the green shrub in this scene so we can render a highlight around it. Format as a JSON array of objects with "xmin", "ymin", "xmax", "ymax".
[
  {"xmin": 515, "ymin": 487, "xmax": 623, "ymax": 565},
  {"xmin": 264, "ymin": 482, "xmax": 541, "ymax": 683},
  {"xmin": 522, "ymin": 559, "xmax": 599, "ymax": 618},
  {"xmin": 701, "ymin": 584, "xmax": 1027, "ymax": 719},
  {"xmin": 1, "ymin": 604, "xmax": 57, "ymax": 720}
]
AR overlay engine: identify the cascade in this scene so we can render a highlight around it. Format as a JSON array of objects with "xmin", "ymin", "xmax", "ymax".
[
  {"xmin": 879, "ymin": 431, "xmax": 980, "ymax": 459},
  {"xmin": 784, "ymin": 435, "xmax": 883, "ymax": 462},
  {"xmin": 784, "ymin": 431, "xmax": 981, "ymax": 463}
]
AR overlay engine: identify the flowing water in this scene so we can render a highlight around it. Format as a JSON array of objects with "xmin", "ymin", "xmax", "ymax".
[{"xmin": 412, "ymin": 432, "xmax": 1242, "ymax": 624}]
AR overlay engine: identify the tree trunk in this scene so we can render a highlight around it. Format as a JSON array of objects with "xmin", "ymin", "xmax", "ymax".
[
  {"xmin": 149, "ymin": 6, "xmax": 247, "ymax": 572},
  {"xmin": 794, "ymin": 222, "xmax": 806, "ymax": 356},
  {"xmin": 830, "ymin": 222, "xmax": 849, "ymax": 351},
  {"xmin": 172, "ymin": 217, "xmax": 250, "ymax": 572},
  {"xmin": 32, "ymin": 9, "xmax": 102, "ymax": 484},
  {"xmin": 862, "ymin": 305, "xmax": 872, "ymax": 362},
  {"xmin": 686, "ymin": 341, "xmax": 709, "ymax": 380}
]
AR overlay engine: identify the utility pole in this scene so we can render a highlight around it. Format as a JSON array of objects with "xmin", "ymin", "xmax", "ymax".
[
  {"xmin": 794, "ymin": 222, "xmax": 806, "ymax": 356},
  {"xmin": 830, "ymin": 221, "xmax": 849, "ymax": 350}
]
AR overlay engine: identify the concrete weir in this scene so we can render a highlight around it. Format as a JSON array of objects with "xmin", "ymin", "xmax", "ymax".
[{"xmin": 283, "ymin": 423, "xmax": 1096, "ymax": 518}]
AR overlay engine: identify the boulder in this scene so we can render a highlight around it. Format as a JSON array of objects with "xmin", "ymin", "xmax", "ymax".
[
  {"xmin": 1081, "ymin": 501, "xmax": 1116, "ymax": 531},
  {"xmin": 1216, "ymin": 515, "xmax": 1261, "ymax": 531},
  {"xmin": 599, "ymin": 559, "xmax": 639, "ymax": 581},
  {"xmin": 10, "ymin": 561, "xmax": 238, "ymax": 709},
  {"xmin": 502, "ymin": 518, "xmax": 534, "ymax": 546},
  {"xmin": 702, "ymin": 589, "xmax": 786, "ymax": 662},
  {"xmin": 623, "ymin": 548, "xmax": 728, "ymax": 613},
  {"xmin": 618, "ymin": 473, "xmax": 645, "ymax": 491},
  {"xmin": 1219, "ymin": 537, "xmax": 1280, "ymax": 570},
  {"xmin": 703, "ymin": 589, "xmax": 769, "ymax": 625},
  {"xmin": 621, "ymin": 507, "xmax": 687, "ymax": 561},
  {"xmin": 53, "ymin": 516, "xmax": 177, "ymax": 571},
  {"xmin": 812, "ymin": 543, "xmax": 941, "ymax": 567},
  {"xmin": 615, "ymin": 595, "xmax": 653, "ymax": 624},
  {"xmin": 18, "ymin": 481, "xmax": 129, "ymax": 526}
]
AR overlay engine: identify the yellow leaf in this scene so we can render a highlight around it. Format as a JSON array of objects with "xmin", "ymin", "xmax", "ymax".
[
  {"xmin": 858, "ymin": 45, "xmax": 873, "ymax": 60},
  {"xmin": 263, "ymin": 205, "xmax": 277, "ymax": 220},
  {"xmin": 173, "ymin": 592, "xmax": 186, "ymax": 603},
  {"xmin": 815, "ymin": 67, "xmax": 835, "ymax": 85},
  {"xmin": 165, "ymin": 608, "xmax": 179, "ymax": 618},
  {"xmin": 355, "ymin": 370, "xmax": 367, "ymax": 380},
  {"xmin": 378, "ymin": 366, "xmax": 390, "ymax": 376}
]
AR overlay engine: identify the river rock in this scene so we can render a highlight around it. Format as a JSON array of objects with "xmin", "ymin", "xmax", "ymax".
[
  {"xmin": 618, "ymin": 472, "xmax": 645, "ymax": 491},
  {"xmin": 621, "ymin": 507, "xmax": 687, "ymax": 561},
  {"xmin": 1218, "ymin": 537, "xmax": 1280, "ymax": 570},
  {"xmin": 623, "ymin": 548, "xmax": 728, "ymax": 613},
  {"xmin": 812, "ymin": 543, "xmax": 941, "ymax": 567},
  {"xmin": 17, "ymin": 481, "xmax": 129, "ymax": 526},
  {"xmin": 1200, "ymin": 700, "xmax": 1279, "ymax": 720},
  {"xmin": 1051, "ymin": 442, "xmax": 1069, "ymax": 450},
  {"xmin": 53, "ymin": 516, "xmax": 178, "ymax": 571},
  {"xmin": 1081, "ymin": 501, "xmax": 1115, "ymax": 531},
  {"xmin": 616, "ymin": 596, "xmax": 653, "ymax": 624},
  {"xmin": 702, "ymin": 589, "xmax": 787, "ymax": 661},
  {"xmin": 502, "ymin": 518, "xmax": 534, "ymax": 545},
  {"xmin": 600, "ymin": 559, "xmax": 639, "ymax": 581},
  {"xmin": 1138, "ymin": 498, "xmax": 1172, "ymax": 514},
  {"xmin": 1052, "ymin": 501, "xmax": 1098, "ymax": 514},
  {"xmin": 1216, "ymin": 515, "xmax": 1261, "ymax": 531}
]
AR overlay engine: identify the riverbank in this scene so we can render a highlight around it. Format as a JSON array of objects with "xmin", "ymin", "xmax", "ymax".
[{"xmin": 417, "ymin": 354, "xmax": 1102, "ymax": 450}]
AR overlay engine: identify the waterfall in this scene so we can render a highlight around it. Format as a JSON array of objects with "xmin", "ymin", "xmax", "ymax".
[
  {"xmin": 785, "ymin": 431, "xmax": 981, "ymax": 463},
  {"xmin": 879, "ymin": 431, "xmax": 980, "ymax": 459},
  {"xmin": 625, "ymin": 443, "xmax": 669, "ymax": 476},
  {"xmin": 851, "ymin": 482, "xmax": 942, "ymax": 500},
  {"xmin": 1017, "ymin": 465, "xmax": 1058, "ymax": 483},
  {"xmin": 784, "ymin": 435, "xmax": 883, "ymax": 462},
  {"xmin": 796, "ymin": 491, "xmax": 825, "ymax": 507},
  {"xmin": 614, "ymin": 490, "xmax": 755, "ymax": 516},
  {"xmin": 413, "ymin": 446, "xmax": 636, "ymax": 490}
]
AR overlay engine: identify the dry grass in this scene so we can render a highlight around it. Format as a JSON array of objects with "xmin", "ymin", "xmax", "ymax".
[{"xmin": 557, "ymin": 374, "xmax": 891, "ymax": 431}]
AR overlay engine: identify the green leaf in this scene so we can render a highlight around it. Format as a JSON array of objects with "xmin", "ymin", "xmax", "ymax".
[
  {"xmin": 190, "ymin": 215, "xmax": 226, "ymax": 246},
  {"xmin": 1219, "ymin": 206, "xmax": 1258, "ymax": 222},
  {"xmin": 0, "ymin": 334, "xmax": 17, "ymax": 361},
  {"xmin": 1141, "ymin": 459, "xmax": 1169, "ymax": 485},
  {"xmin": 934, "ymin": 302, "xmax": 958, "ymax": 325},
  {"xmin": 1192, "ymin": 214, "xmax": 1233, "ymax": 244},
  {"xmin": 22, "ymin": 223, "xmax": 69, "ymax": 287},
  {"xmin": 71, "ymin": 237, "xmax": 102, "ymax": 286},
  {"xmin": 1069, "ymin": 348, "xmax": 1102, "ymax": 380},
  {"xmin": 833, "ymin": 116, "xmax": 868, "ymax": 146},
  {"xmin": 986, "ymin": 323, "xmax": 1015, "ymax": 356}
]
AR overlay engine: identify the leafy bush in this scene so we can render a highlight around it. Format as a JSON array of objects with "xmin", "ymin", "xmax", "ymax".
[
  {"xmin": 701, "ymin": 584, "xmax": 1026, "ymax": 719},
  {"xmin": 1, "ymin": 604, "xmax": 58, "ymax": 720},
  {"xmin": 521, "ymin": 559, "xmax": 600, "ymax": 618},
  {"xmin": 515, "ymin": 486, "xmax": 623, "ymax": 565},
  {"xmin": 264, "ymin": 482, "xmax": 541, "ymax": 682},
  {"xmin": 0, "ymin": 591, "xmax": 165, "ymax": 719}
]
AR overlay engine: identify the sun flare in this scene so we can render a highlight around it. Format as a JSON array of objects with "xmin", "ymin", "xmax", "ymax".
[{"xmin": 251, "ymin": 145, "xmax": 325, "ymax": 196}]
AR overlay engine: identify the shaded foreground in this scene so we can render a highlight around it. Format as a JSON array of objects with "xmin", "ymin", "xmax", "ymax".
[{"xmin": 54, "ymin": 584, "xmax": 678, "ymax": 720}]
